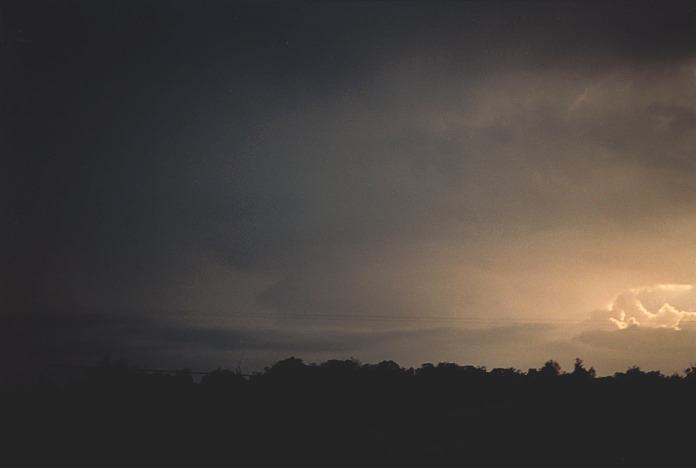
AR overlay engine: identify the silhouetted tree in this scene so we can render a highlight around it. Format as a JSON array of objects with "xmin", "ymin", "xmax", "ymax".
[
  {"xmin": 489, "ymin": 367, "xmax": 522, "ymax": 379},
  {"xmin": 265, "ymin": 356, "xmax": 307, "ymax": 377},
  {"xmin": 570, "ymin": 358, "xmax": 596, "ymax": 380},
  {"xmin": 538, "ymin": 360, "xmax": 562, "ymax": 378},
  {"xmin": 8, "ymin": 354, "xmax": 696, "ymax": 467},
  {"xmin": 685, "ymin": 365, "xmax": 696, "ymax": 381},
  {"xmin": 201, "ymin": 368, "xmax": 245, "ymax": 390}
]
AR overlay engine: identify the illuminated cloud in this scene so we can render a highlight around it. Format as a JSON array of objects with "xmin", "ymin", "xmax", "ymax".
[{"xmin": 605, "ymin": 284, "xmax": 696, "ymax": 330}]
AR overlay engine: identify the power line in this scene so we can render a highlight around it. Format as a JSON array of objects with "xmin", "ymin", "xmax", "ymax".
[
  {"xmin": 2, "ymin": 361, "xmax": 250, "ymax": 377},
  {"xmin": 223, "ymin": 311, "xmax": 602, "ymax": 325}
]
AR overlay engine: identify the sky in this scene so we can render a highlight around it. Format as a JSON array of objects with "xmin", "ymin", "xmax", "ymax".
[{"xmin": 3, "ymin": 0, "xmax": 696, "ymax": 375}]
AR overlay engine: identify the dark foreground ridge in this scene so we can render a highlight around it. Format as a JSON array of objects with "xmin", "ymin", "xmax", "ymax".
[{"xmin": 5, "ymin": 357, "xmax": 696, "ymax": 467}]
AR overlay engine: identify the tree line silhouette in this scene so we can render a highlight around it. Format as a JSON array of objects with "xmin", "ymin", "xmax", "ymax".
[{"xmin": 5, "ymin": 356, "xmax": 696, "ymax": 466}]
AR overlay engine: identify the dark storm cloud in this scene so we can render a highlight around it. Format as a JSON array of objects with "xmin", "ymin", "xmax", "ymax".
[
  {"xmin": 575, "ymin": 327, "xmax": 695, "ymax": 354},
  {"xmin": 5, "ymin": 1, "xmax": 696, "ymax": 269},
  {"xmin": 0, "ymin": 310, "xmax": 379, "ymax": 367},
  {"xmin": 0, "ymin": 306, "xmax": 556, "ymax": 370},
  {"xmin": 4, "ymin": 0, "xmax": 696, "ymax": 372},
  {"xmin": 1, "ymin": 310, "xmax": 370, "ymax": 356}
]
